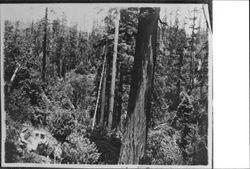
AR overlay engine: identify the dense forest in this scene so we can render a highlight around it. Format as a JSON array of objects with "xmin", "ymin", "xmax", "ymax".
[{"xmin": 3, "ymin": 6, "xmax": 210, "ymax": 165}]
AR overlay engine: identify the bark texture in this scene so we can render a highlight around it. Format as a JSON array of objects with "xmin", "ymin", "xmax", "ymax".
[{"xmin": 118, "ymin": 8, "xmax": 160, "ymax": 164}]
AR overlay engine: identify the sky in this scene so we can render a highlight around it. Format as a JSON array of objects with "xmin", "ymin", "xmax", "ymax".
[{"xmin": 0, "ymin": 3, "xmax": 208, "ymax": 34}]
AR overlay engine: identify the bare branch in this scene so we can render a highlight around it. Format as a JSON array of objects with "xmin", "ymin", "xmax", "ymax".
[{"xmin": 158, "ymin": 18, "xmax": 168, "ymax": 26}]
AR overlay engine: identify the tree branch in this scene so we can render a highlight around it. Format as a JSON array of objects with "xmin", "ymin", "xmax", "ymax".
[{"xmin": 158, "ymin": 18, "xmax": 168, "ymax": 26}]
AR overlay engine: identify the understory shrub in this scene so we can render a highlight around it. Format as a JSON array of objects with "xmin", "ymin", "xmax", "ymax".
[
  {"xmin": 47, "ymin": 107, "xmax": 75, "ymax": 142},
  {"xmin": 61, "ymin": 133, "xmax": 100, "ymax": 164},
  {"xmin": 87, "ymin": 125, "xmax": 121, "ymax": 164},
  {"xmin": 145, "ymin": 123, "xmax": 183, "ymax": 165}
]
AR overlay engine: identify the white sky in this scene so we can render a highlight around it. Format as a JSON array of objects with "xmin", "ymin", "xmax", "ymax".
[{"xmin": 0, "ymin": 3, "xmax": 207, "ymax": 34}]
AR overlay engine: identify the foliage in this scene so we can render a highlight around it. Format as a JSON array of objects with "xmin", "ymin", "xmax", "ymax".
[
  {"xmin": 5, "ymin": 116, "xmax": 23, "ymax": 163},
  {"xmin": 144, "ymin": 124, "xmax": 183, "ymax": 165},
  {"xmin": 61, "ymin": 133, "xmax": 100, "ymax": 164},
  {"xmin": 47, "ymin": 107, "xmax": 75, "ymax": 142},
  {"xmin": 20, "ymin": 152, "xmax": 51, "ymax": 163},
  {"xmin": 6, "ymin": 87, "xmax": 34, "ymax": 123},
  {"xmin": 88, "ymin": 125, "xmax": 121, "ymax": 164}
]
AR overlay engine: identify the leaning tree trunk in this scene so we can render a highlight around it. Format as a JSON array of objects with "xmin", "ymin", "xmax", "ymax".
[
  {"xmin": 118, "ymin": 8, "xmax": 160, "ymax": 164},
  {"xmin": 8, "ymin": 63, "xmax": 21, "ymax": 93},
  {"xmin": 108, "ymin": 8, "xmax": 120, "ymax": 130},
  {"xmin": 92, "ymin": 53, "xmax": 107, "ymax": 131},
  {"xmin": 100, "ymin": 39, "xmax": 108, "ymax": 125}
]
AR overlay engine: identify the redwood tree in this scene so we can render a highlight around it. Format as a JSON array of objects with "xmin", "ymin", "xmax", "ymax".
[
  {"xmin": 108, "ymin": 8, "xmax": 120, "ymax": 130},
  {"xmin": 118, "ymin": 7, "xmax": 160, "ymax": 164}
]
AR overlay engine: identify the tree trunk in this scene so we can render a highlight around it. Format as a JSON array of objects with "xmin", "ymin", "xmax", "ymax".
[
  {"xmin": 92, "ymin": 54, "xmax": 107, "ymax": 131},
  {"xmin": 59, "ymin": 56, "xmax": 63, "ymax": 78},
  {"xmin": 105, "ymin": 49, "xmax": 112, "ymax": 126},
  {"xmin": 99, "ymin": 65, "xmax": 107, "ymax": 125},
  {"xmin": 115, "ymin": 62, "xmax": 124, "ymax": 129},
  {"xmin": 118, "ymin": 8, "xmax": 160, "ymax": 164},
  {"xmin": 190, "ymin": 9, "xmax": 197, "ymax": 92},
  {"xmin": 59, "ymin": 37, "xmax": 63, "ymax": 78},
  {"xmin": 31, "ymin": 21, "xmax": 34, "ymax": 34},
  {"xmin": 100, "ymin": 40, "xmax": 108, "ymax": 125},
  {"xmin": 8, "ymin": 63, "xmax": 21, "ymax": 93},
  {"xmin": 108, "ymin": 8, "xmax": 120, "ymax": 130},
  {"xmin": 177, "ymin": 53, "xmax": 183, "ymax": 103},
  {"xmin": 42, "ymin": 7, "xmax": 48, "ymax": 82}
]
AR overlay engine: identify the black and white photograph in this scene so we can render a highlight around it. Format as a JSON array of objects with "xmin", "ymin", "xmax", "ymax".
[{"xmin": 1, "ymin": 2, "xmax": 212, "ymax": 168}]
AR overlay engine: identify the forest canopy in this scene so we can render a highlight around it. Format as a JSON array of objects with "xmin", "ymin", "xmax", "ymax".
[{"xmin": 2, "ymin": 4, "xmax": 211, "ymax": 165}]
